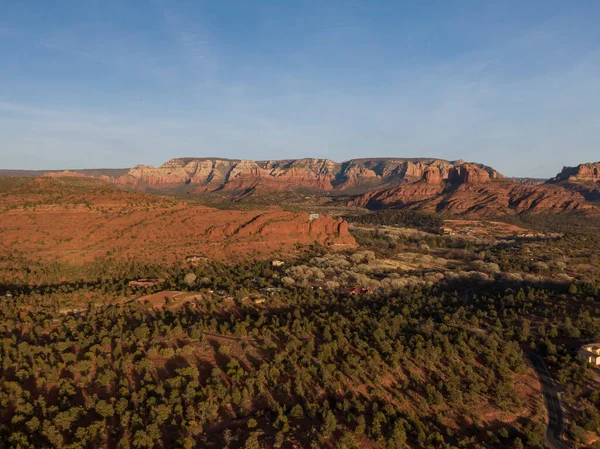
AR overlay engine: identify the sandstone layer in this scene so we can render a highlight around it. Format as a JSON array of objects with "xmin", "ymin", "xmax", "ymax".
[
  {"xmin": 352, "ymin": 163, "xmax": 594, "ymax": 215},
  {"xmin": 42, "ymin": 157, "xmax": 501, "ymax": 194},
  {"xmin": 21, "ymin": 158, "xmax": 600, "ymax": 215},
  {"xmin": 547, "ymin": 162, "xmax": 600, "ymax": 203},
  {"xmin": 550, "ymin": 162, "xmax": 600, "ymax": 184}
]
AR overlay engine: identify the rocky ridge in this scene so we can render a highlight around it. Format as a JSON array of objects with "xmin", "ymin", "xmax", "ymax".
[
  {"xmin": 0, "ymin": 177, "xmax": 356, "ymax": 264},
  {"xmin": 546, "ymin": 162, "xmax": 600, "ymax": 203},
  {"xmin": 549, "ymin": 162, "xmax": 600, "ymax": 184},
  {"xmin": 45, "ymin": 157, "xmax": 501, "ymax": 194},
  {"xmin": 352, "ymin": 163, "xmax": 595, "ymax": 215},
  {"xmin": 34, "ymin": 157, "xmax": 600, "ymax": 215}
]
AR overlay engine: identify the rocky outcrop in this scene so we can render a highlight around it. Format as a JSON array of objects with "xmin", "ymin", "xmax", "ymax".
[
  {"xmin": 0, "ymin": 180, "xmax": 357, "ymax": 265},
  {"xmin": 30, "ymin": 158, "xmax": 600, "ymax": 216},
  {"xmin": 448, "ymin": 164, "xmax": 490, "ymax": 185},
  {"xmin": 43, "ymin": 157, "xmax": 501, "ymax": 195},
  {"xmin": 351, "ymin": 163, "xmax": 595, "ymax": 215},
  {"xmin": 44, "ymin": 170, "xmax": 89, "ymax": 179},
  {"xmin": 547, "ymin": 162, "xmax": 600, "ymax": 203},
  {"xmin": 550, "ymin": 162, "xmax": 600, "ymax": 184},
  {"xmin": 423, "ymin": 167, "xmax": 442, "ymax": 185}
]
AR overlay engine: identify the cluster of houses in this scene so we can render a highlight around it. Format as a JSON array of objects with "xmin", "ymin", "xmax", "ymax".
[{"xmin": 207, "ymin": 289, "xmax": 268, "ymax": 305}]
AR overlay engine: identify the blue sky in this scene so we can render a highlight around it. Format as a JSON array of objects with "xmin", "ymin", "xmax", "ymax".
[{"xmin": 1, "ymin": 1, "xmax": 599, "ymax": 177}]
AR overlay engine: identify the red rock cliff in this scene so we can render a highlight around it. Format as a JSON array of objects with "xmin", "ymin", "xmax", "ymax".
[
  {"xmin": 351, "ymin": 163, "xmax": 595, "ymax": 215},
  {"xmin": 550, "ymin": 162, "xmax": 600, "ymax": 183},
  {"xmin": 448, "ymin": 164, "xmax": 490, "ymax": 185},
  {"xmin": 44, "ymin": 157, "xmax": 501, "ymax": 195}
]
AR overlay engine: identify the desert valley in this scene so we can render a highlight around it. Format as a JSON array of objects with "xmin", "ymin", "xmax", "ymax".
[
  {"xmin": 4, "ymin": 1, "xmax": 600, "ymax": 447},
  {"xmin": 1, "ymin": 157, "xmax": 600, "ymax": 449}
]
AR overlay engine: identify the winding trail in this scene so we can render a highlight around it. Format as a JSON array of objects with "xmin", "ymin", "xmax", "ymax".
[{"xmin": 526, "ymin": 351, "xmax": 569, "ymax": 449}]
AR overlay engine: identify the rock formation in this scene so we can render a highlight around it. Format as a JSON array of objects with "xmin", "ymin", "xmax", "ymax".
[
  {"xmin": 448, "ymin": 164, "xmax": 490, "ymax": 185},
  {"xmin": 351, "ymin": 162, "xmax": 594, "ymax": 215},
  {"xmin": 550, "ymin": 162, "xmax": 600, "ymax": 184},
  {"xmin": 42, "ymin": 157, "xmax": 501, "ymax": 195},
  {"xmin": 28, "ymin": 157, "xmax": 600, "ymax": 216},
  {"xmin": 547, "ymin": 162, "xmax": 600, "ymax": 203},
  {"xmin": 0, "ymin": 178, "xmax": 356, "ymax": 265},
  {"xmin": 423, "ymin": 167, "xmax": 442, "ymax": 185}
]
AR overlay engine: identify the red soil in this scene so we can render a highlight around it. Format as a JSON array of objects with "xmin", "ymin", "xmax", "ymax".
[{"xmin": 0, "ymin": 177, "xmax": 356, "ymax": 266}]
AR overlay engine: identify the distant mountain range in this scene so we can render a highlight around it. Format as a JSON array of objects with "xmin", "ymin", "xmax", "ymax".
[
  {"xmin": 2, "ymin": 158, "xmax": 599, "ymax": 216},
  {"xmin": 7, "ymin": 157, "xmax": 501, "ymax": 193}
]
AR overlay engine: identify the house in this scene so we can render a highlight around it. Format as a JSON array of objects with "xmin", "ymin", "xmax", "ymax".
[
  {"xmin": 253, "ymin": 298, "xmax": 266, "ymax": 304},
  {"xmin": 579, "ymin": 344, "xmax": 600, "ymax": 366},
  {"xmin": 272, "ymin": 260, "xmax": 285, "ymax": 267},
  {"xmin": 308, "ymin": 213, "xmax": 320, "ymax": 221}
]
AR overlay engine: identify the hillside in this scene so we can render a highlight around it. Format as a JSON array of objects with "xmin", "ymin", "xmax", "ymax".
[
  {"xmin": 0, "ymin": 168, "xmax": 128, "ymax": 178},
  {"xmin": 0, "ymin": 177, "xmax": 355, "ymax": 284},
  {"xmin": 351, "ymin": 164, "xmax": 596, "ymax": 215},
  {"xmin": 549, "ymin": 162, "xmax": 600, "ymax": 184},
  {"xmin": 547, "ymin": 162, "xmax": 600, "ymax": 203}
]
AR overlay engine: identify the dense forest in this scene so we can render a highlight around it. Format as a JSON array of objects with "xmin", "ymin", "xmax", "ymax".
[
  {"xmin": 0, "ymin": 264, "xmax": 531, "ymax": 449},
  {"xmin": 343, "ymin": 210, "xmax": 445, "ymax": 233}
]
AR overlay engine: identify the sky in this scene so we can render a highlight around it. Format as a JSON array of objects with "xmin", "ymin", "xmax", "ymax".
[{"xmin": 0, "ymin": 1, "xmax": 599, "ymax": 177}]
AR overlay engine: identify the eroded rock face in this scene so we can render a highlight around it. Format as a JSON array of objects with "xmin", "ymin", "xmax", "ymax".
[
  {"xmin": 45, "ymin": 157, "xmax": 501, "ymax": 194},
  {"xmin": 351, "ymin": 163, "xmax": 595, "ymax": 215},
  {"xmin": 448, "ymin": 164, "xmax": 490, "ymax": 185},
  {"xmin": 550, "ymin": 162, "xmax": 600, "ymax": 183},
  {"xmin": 546, "ymin": 162, "xmax": 600, "ymax": 202},
  {"xmin": 423, "ymin": 167, "xmax": 442, "ymax": 185},
  {"xmin": 34, "ymin": 158, "xmax": 599, "ymax": 216}
]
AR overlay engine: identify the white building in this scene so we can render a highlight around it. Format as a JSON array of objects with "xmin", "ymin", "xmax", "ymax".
[{"xmin": 579, "ymin": 344, "xmax": 600, "ymax": 366}]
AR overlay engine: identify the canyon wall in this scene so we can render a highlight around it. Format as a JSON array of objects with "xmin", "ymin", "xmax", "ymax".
[
  {"xmin": 352, "ymin": 163, "xmax": 594, "ymax": 215},
  {"xmin": 45, "ymin": 157, "xmax": 501, "ymax": 193},
  {"xmin": 550, "ymin": 162, "xmax": 600, "ymax": 184}
]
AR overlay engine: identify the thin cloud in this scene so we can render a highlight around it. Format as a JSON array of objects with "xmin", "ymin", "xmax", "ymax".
[{"xmin": 161, "ymin": 6, "xmax": 219, "ymax": 84}]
